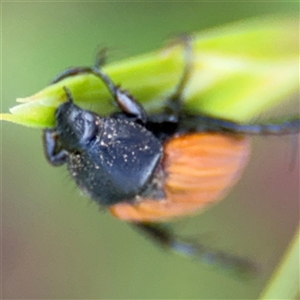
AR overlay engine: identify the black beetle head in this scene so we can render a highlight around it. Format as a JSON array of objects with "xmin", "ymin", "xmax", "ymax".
[{"xmin": 55, "ymin": 99, "xmax": 101, "ymax": 151}]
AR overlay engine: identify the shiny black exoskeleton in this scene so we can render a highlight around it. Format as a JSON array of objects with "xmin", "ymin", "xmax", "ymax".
[{"xmin": 44, "ymin": 79, "xmax": 162, "ymax": 206}]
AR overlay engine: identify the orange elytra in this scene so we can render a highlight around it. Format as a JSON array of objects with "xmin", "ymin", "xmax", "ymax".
[{"xmin": 110, "ymin": 133, "xmax": 250, "ymax": 222}]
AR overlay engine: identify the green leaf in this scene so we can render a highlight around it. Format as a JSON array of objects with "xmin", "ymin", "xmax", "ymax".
[
  {"xmin": 259, "ymin": 226, "xmax": 300, "ymax": 300},
  {"xmin": 1, "ymin": 16, "xmax": 298, "ymax": 128}
]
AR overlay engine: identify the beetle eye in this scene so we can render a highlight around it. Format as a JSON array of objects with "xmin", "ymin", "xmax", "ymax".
[{"xmin": 80, "ymin": 113, "xmax": 99, "ymax": 144}]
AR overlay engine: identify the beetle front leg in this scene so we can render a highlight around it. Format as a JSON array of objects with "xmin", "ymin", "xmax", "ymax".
[
  {"xmin": 43, "ymin": 129, "xmax": 68, "ymax": 166},
  {"xmin": 50, "ymin": 53, "xmax": 147, "ymax": 124},
  {"xmin": 88, "ymin": 67, "xmax": 147, "ymax": 123}
]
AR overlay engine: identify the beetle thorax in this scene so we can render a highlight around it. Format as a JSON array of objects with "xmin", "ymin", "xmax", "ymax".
[{"xmin": 66, "ymin": 117, "xmax": 163, "ymax": 206}]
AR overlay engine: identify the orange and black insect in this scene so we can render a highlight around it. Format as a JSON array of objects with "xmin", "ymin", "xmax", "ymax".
[{"xmin": 43, "ymin": 40, "xmax": 300, "ymax": 277}]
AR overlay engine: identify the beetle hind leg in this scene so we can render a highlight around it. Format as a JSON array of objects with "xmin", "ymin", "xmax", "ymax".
[{"xmin": 132, "ymin": 222, "xmax": 259, "ymax": 279}]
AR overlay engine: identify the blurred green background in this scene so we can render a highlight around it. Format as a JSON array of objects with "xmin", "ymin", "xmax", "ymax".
[{"xmin": 2, "ymin": 2, "xmax": 299, "ymax": 299}]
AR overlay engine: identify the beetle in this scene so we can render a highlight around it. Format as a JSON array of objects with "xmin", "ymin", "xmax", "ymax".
[{"xmin": 43, "ymin": 40, "xmax": 300, "ymax": 277}]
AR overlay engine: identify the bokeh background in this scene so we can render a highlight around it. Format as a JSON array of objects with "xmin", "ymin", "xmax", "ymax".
[{"xmin": 2, "ymin": 2, "xmax": 299, "ymax": 299}]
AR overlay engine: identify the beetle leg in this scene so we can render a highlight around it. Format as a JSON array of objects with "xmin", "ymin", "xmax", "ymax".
[
  {"xmin": 226, "ymin": 117, "xmax": 300, "ymax": 135},
  {"xmin": 132, "ymin": 222, "xmax": 258, "ymax": 278},
  {"xmin": 89, "ymin": 67, "xmax": 148, "ymax": 123},
  {"xmin": 94, "ymin": 47, "xmax": 109, "ymax": 69},
  {"xmin": 181, "ymin": 115, "xmax": 300, "ymax": 135},
  {"xmin": 163, "ymin": 35, "xmax": 193, "ymax": 122},
  {"xmin": 50, "ymin": 47, "xmax": 108, "ymax": 84},
  {"xmin": 50, "ymin": 66, "xmax": 93, "ymax": 85},
  {"xmin": 43, "ymin": 129, "xmax": 68, "ymax": 166},
  {"xmin": 51, "ymin": 66, "xmax": 147, "ymax": 123}
]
